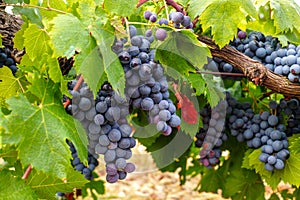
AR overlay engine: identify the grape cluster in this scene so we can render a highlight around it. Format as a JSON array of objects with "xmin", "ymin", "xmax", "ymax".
[
  {"xmin": 196, "ymin": 100, "xmax": 228, "ymax": 168},
  {"xmin": 279, "ymin": 98, "xmax": 300, "ymax": 136},
  {"xmin": 68, "ymin": 140, "xmax": 99, "ymax": 180},
  {"xmin": 231, "ymin": 30, "xmax": 300, "ymax": 83},
  {"xmin": 113, "ymin": 27, "xmax": 181, "ymax": 136},
  {"xmin": 0, "ymin": 48, "xmax": 17, "ymax": 74},
  {"xmin": 143, "ymin": 10, "xmax": 193, "ymax": 41},
  {"xmin": 68, "ymin": 81, "xmax": 99, "ymax": 159},
  {"xmin": 94, "ymin": 82, "xmax": 136, "ymax": 183},
  {"xmin": 204, "ymin": 30, "xmax": 300, "ymax": 83},
  {"xmin": 196, "ymin": 92, "xmax": 291, "ymax": 171},
  {"xmin": 226, "ymin": 93, "xmax": 290, "ymax": 171}
]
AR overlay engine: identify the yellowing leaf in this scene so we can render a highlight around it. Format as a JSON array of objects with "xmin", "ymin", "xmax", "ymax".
[
  {"xmin": 0, "ymin": 67, "xmax": 22, "ymax": 105},
  {"xmin": 24, "ymin": 24, "xmax": 51, "ymax": 61},
  {"xmin": 270, "ymin": 0, "xmax": 300, "ymax": 33},
  {"xmin": 0, "ymin": 170, "xmax": 37, "ymax": 200},
  {"xmin": 199, "ymin": 0, "xmax": 257, "ymax": 47},
  {"xmin": 103, "ymin": 0, "xmax": 138, "ymax": 16}
]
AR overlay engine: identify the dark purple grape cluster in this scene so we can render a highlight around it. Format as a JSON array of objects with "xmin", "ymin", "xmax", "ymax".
[
  {"xmin": 276, "ymin": 98, "xmax": 300, "ymax": 136},
  {"xmin": 94, "ymin": 82, "xmax": 136, "ymax": 183},
  {"xmin": 196, "ymin": 92, "xmax": 291, "ymax": 171},
  {"xmin": 204, "ymin": 30, "xmax": 300, "ymax": 83},
  {"xmin": 0, "ymin": 48, "xmax": 17, "ymax": 74},
  {"xmin": 196, "ymin": 100, "xmax": 228, "ymax": 168},
  {"xmin": 68, "ymin": 140, "xmax": 99, "ymax": 180},
  {"xmin": 231, "ymin": 30, "xmax": 300, "ymax": 83},
  {"xmin": 112, "ymin": 27, "xmax": 181, "ymax": 137}
]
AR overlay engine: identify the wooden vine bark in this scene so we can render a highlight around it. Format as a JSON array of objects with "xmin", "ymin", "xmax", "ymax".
[
  {"xmin": 0, "ymin": 7, "xmax": 23, "ymax": 50},
  {"xmin": 198, "ymin": 35, "xmax": 300, "ymax": 99}
]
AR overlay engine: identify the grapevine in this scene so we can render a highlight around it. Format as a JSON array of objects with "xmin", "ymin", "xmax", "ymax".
[{"xmin": 1, "ymin": 1, "xmax": 300, "ymax": 200}]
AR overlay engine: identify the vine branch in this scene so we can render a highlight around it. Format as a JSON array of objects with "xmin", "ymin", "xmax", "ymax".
[{"xmin": 198, "ymin": 35, "xmax": 300, "ymax": 99}]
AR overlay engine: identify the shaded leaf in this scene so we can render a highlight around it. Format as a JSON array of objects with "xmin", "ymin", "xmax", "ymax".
[
  {"xmin": 0, "ymin": 170, "xmax": 37, "ymax": 200},
  {"xmin": 0, "ymin": 67, "xmax": 22, "ymax": 105},
  {"xmin": 90, "ymin": 21, "xmax": 125, "ymax": 96}
]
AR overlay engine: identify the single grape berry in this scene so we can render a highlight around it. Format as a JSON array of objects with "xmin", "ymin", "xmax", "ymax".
[
  {"xmin": 237, "ymin": 30, "xmax": 247, "ymax": 39},
  {"xmin": 144, "ymin": 11, "xmax": 152, "ymax": 20},
  {"xmin": 155, "ymin": 28, "xmax": 167, "ymax": 41},
  {"xmin": 149, "ymin": 14, "xmax": 158, "ymax": 23},
  {"xmin": 170, "ymin": 12, "xmax": 184, "ymax": 24}
]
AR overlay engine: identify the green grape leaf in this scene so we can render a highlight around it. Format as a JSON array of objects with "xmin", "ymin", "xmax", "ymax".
[
  {"xmin": 76, "ymin": 0, "xmax": 96, "ymax": 23},
  {"xmin": 24, "ymin": 24, "xmax": 51, "ymax": 61},
  {"xmin": 103, "ymin": 0, "xmax": 138, "ymax": 16},
  {"xmin": 156, "ymin": 31, "xmax": 209, "ymax": 75},
  {"xmin": 289, "ymin": 134, "xmax": 300, "ymax": 153},
  {"xmin": 28, "ymin": 169, "xmax": 88, "ymax": 199},
  {"xmin": 224, "ymin": 169, "xmax": 265, "ymax": 200},
  {"xmin": 13, "ymin": 21, "xmax": 28, "ymax": 49},
  {"xmin": 0, "ymin": 170, "xmax": 37, "ymax": 200},
  {"xmin": 187, "ymin": 73, "xmax": 206, "ymax": 96},
  {"xmin": 270, "ymin": 0, "xmax": 300, "ymax": 33},
  {"xmin": 175, "ymin": 30, "xmax": 211, "ymax": 69},
  {"xmin": 188, "ymin": 0, "xmax": 215, "ymax": 19},
  {"xmin": 199, "ymin": 0, "xmax": 257, "ymax": 47},
  {"xmin": 4, "ymin": 75, "xmax": 88, "ymax": 179},
  {"xmin": 75, "ymin": 37, "xmax": 104, "ymax": 97},
  {"xmin": 90, "ymin": 21, "xmax": 125, "ymax": 96},
  {"xmin": 30, "ymin": 0, "xmax": 68, "ymax": 21},
  {"xmin": 203, "ymin": 75, "xmax": 224, "ymax": 107},
  {"xmin": 0, "ymin": 67, "xmax": 22, "ymax": 105},
  {"xmin": 50, "ymin": 14, "xmax": 90, "ymax": 58},
  {"xmin": 199, "ymin": 169, "xmax": 225, "ymax": 193},
  {"xmin": 13, "ymin": 7, "xmax": 43, "ymax": 27},
  {"xmin": 149, "ymin": 131, "xmax": 193, "ymax": 169},
  {"xmin": 82, "ymin": 179, "xmax": 105, "ymax": 198},
  {"xmin": 160, "ymin": 146, "xmax": 191, "ymax": 185}
]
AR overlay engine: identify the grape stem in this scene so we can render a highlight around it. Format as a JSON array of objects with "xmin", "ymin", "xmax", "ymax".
[
  {"xmin": 22, "ymin": 165, "xmax": 32, "ymax": 179},
  {"xmin": 63, "ymin": 75, "xmax": 84, "ymax": 108},
  {"xmin": 172, "ymin": 82, "xmax": 183, "ymax": 109}
]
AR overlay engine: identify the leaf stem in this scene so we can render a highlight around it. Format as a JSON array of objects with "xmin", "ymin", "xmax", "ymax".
[
  {"xmin": 163, "ymin": 0, "xmax": 170, "ymax": 21},
  {"xmin": 196, "ymin": 70, "xmax": 245, "ymax": 77},
  {"xmin": 1, "ymin": 3, "xmax": 67, "ymax": 14},
  {"xmin": 127, "ymin": 21, "xmax": 153, "ymax": 26},
  {"xmin": 22, "ymin": 164, "xmax": 32, "ymax": 179}
]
